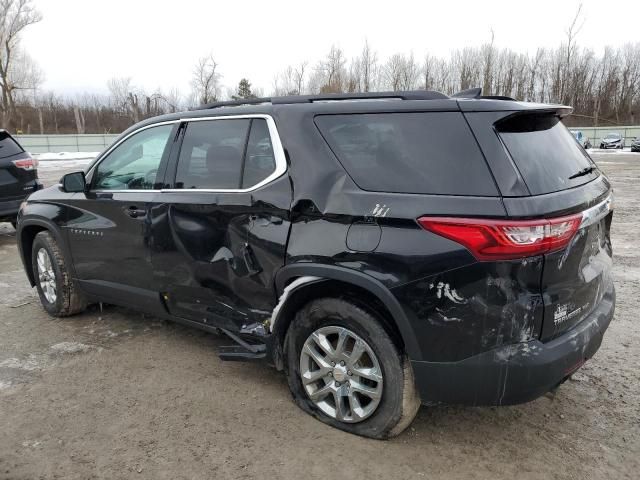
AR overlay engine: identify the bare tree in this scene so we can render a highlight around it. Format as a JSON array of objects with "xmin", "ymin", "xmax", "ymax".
[
  {"xmin": 191, "ymin": 54, "xmax": 221, "ymax": 105},
  {"xmin": 313, "ymin": 45, "xmax": 347, "ymax": 93},
  {"xmin": 481, "ymin": 29, "xmax": 495, "ymax": 95},
  {"xmin": 0, "ymin": 0, "xmax": 42, "ymax": 127},
  {"xmin": 560, "ymin": 3, "xmax": 585, "ymax": 103},
  {"xmin": 384, "ymin": 54, "xmax": 405, "ymax": 91},
  {"xmin": 361, "ymin": 40, "xmax": 378, "ymax": 92}
]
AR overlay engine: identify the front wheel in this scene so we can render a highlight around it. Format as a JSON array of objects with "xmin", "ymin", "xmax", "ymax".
[
  {"xmin": 31, "ymin": 231, "xmax": 87, "ymax": 317},
  {"xmin": 285, "ymin": 297, "xmax": 420, "ymax": 439}
]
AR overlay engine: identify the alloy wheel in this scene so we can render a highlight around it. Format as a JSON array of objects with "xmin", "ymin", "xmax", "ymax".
[
  {"xmin": 299, "ymin": 325, "xmax": 383, "ymax": 423},
  {"xmin": 36, "ymin": 248, "xmax": 57, "ymax": 303}
]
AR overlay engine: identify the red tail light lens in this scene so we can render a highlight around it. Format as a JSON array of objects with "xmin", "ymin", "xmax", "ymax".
[
  {"xmin": 12, "ymin": 158, "xmax": 38, "ymax": 171},
  {"xmin": 417, "ymin": 214, "xmax": 582, "ymax": 261}
]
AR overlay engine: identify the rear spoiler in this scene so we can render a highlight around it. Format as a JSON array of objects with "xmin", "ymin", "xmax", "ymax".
[
  {"xmin": 452, "ymin": 87, "xmax": 516, "ymax": 101},
  {"xmin": 453, "ymin": 87, "xmax": 572, "ymax": 116}
]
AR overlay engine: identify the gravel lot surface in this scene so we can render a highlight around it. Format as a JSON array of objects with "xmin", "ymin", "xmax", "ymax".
[{"xmin": 0, "ymin": 152, "xmax": 638, "ymax": 479}]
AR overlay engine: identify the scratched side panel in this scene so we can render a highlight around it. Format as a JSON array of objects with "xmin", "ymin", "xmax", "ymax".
[{"xmin": 392, "ymin": 258, "xmax": 545, "ymax": 362}]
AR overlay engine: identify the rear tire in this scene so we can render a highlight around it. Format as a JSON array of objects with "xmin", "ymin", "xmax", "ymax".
[
  {"xmin": 285, "ymin": 297, "xmax": 420, "ymax": 439},
  {"xmin": 31, "ymin": 231, "xmax": 87, "ymax": 317}
]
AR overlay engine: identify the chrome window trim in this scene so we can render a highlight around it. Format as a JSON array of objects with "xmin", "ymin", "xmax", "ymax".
[{"xmin": 88, "ymin": 114, "xmax": 287, "ymax": 194}]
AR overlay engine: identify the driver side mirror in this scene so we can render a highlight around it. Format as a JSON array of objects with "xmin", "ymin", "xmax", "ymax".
[{"xmin": 61, "ymin": 171, "xmax": 86, "ymax": 193}]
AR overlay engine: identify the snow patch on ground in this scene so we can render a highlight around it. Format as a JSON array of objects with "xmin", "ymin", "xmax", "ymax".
[
  {"xmin": 0, "ymin": 356, "xmax": 41, "ymax": 371},
  {"xmin": 33, "ymin": 152, "xmax": 100, "ymax": 161},
  {"xmin": 36, "ymin": 158, "xmax": 94, "ymax": 171},
  {"xmin": 50, "ymin": 342, "xmax": 92, "ymax": 354},
  {"xmin": 586, "ymin": 148, "xmax": 640, "ymax": 155}
]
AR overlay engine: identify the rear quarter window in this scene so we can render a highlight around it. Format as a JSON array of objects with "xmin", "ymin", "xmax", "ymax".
[
  {"xmin": 496, "ymin": 114, "xmax": 599, "ymax": 195},
  {"xmin": 0, "ymin": 132, "xmax": 24, "ymax": 159},
  {"xmin": 315, "ymin": 112, "xmax": 498, "ymax": 196}
]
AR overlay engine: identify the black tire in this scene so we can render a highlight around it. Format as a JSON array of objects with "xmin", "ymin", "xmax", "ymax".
[
  {"xmin": 285, "ymin": 297, "xmax": 420, "ymax": 439},
  {"xmin": 31, "ymin": 231, "xmax": 87, "ymax": 317}
]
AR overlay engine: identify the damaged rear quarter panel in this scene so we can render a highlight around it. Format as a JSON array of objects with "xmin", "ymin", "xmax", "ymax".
[{"xmin": 392, "ymin": 257, "xmax": 545, "ymax": 362}]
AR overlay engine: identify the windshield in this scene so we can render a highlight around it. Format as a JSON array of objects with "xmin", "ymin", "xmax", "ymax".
[{"xmin": 604, "ymin": 133, "xmax": 620, "ymax": 139}]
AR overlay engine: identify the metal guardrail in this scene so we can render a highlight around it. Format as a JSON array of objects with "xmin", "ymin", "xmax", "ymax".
[
  {"xmin": 570, "ymin": 126, "xmax": 640, "ymax": 148},
  {"xmin": 12, "ymin": 126, "xmax": 640, "ymax": 155},
  {"xmin": 13, "ymin": 134, "xmax": 120, "ymax": 154}
]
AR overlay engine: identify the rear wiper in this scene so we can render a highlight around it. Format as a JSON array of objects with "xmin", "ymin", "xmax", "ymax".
[{"xmin": 568, "ymin": 166, "xmax": 595, "ymax": 179}]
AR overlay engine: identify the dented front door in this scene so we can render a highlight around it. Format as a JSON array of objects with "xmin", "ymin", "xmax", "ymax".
[{"xmin": 148, "ymin": 184, "xmax": 291, "ymax": 331}]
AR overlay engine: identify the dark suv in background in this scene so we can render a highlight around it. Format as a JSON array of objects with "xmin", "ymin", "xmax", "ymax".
[
  {"xmin": 16, "ymin": 89, "xmax": 615, "ymax": 439},
  {"xmin": 0, "ymin": 129, "xmax": 40, "ymax": 228}
]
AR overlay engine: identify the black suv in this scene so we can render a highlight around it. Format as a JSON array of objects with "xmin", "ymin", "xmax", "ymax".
[
  {"xmin": 0, "ymin": 129, "xmax": 40, "ymax": 228},
  {"xmin": 16, "ymin": 89, "xmax": 615, "ymax": 439}
]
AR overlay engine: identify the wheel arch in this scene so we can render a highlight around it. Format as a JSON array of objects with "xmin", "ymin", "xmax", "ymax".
[
  {"xmin": 18, "ymin": 218, "xmax": 71, "ymax": 287},
  {"xmin": 270, "ymin": 264, "xmax": 422, "ymax": 369}
]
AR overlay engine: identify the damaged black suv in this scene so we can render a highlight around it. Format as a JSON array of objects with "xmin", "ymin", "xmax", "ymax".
[{"xmin": 16, "ymin": 89, "xmax": 615, "ymax": 439}]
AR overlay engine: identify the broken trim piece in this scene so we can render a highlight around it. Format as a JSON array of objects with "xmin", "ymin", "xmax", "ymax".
[{"xmin": 269, "ymin": 276, "xmax": 322, "ymax": 332}]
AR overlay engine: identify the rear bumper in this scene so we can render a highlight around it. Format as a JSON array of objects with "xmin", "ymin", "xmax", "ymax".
[
  {"xmin": 0, "ymin": 197, "xmax": 24, "ymax": 219},
  {"xmin": 411, "ymin": 281, "xmax": 615, "ymax": 406},
  {"xmin": 0, "ymin": 182, "xmax": 42, "ymax": 220}
]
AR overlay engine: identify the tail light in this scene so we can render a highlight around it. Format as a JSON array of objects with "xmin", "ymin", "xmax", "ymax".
[
  {"xmin": 417, "ymin": 214, "xmax": 582, "ymax": 261},
  {"xmin": 12, "ymin": 157, "xmax": 38, "ymax": 171}
]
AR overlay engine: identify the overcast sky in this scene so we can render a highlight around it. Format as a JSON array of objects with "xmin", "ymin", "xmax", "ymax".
[{"xmin": 20, "ymin": 0, "xmax": 640, "ymax": 98}]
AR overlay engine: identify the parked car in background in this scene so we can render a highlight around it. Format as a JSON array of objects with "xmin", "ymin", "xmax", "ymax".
[
  {"xmin": 570, "ymin": 130, "xmax": 592, "ymax": 149},
  {"xmin": 600, "ymin": 132, "xmax": 624, "ymax": 149},
  {"xmin": 0, "ymin": 129, "xmax": 41, "ymax": 228},
  {"xmin": 631, "ymin": 137, "xmax": 640, "ymax": 152},
  {"xmin": 16, "ymin": 89, "xmax": 615, "ymax": 439}
]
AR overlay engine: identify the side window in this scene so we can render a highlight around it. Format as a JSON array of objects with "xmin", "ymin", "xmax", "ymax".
[
  {"xmin": 242, "ymin": 119, "xmax": 276, "ymax": 188},
  {"xmin": 175, "ymin": 119, "xmax": 250, "ymax": 189},
  {"xmin": 93, "ymin": 124, "xmax": 174, "ymax": 190}
]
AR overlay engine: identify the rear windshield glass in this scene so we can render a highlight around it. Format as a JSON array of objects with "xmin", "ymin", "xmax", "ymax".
[
  {"xmin": 315, "ymin": 112, "xmax": 497, "ymax": 196},
  {"xmin": 496, "ymin": 114, "xmax": 598, "ymax": 195},
  {"xmin": 0, "ymin": 132, "xmax": 23, "ymax": 159}
]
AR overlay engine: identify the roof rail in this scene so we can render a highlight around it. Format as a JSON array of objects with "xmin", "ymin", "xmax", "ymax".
[
  {"xmin": 198, "ymin": 97, "xmax": 273, "ymax": 110},
  {"xmin": 196, "ymin": 90, "xmax": 449, "ymax": 110},
  {"xmin": 272, "ymin": 90, "xmax": 448, "ymax": 104}
]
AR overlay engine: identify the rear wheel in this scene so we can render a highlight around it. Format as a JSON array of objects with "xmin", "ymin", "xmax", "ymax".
[
  {"xmin": 31, "ymin": 231, "xmax": 87, "ymax": 317},
  {"xmin": 285, "ymin": 297, "xmax": 420, "ymax": 439}
]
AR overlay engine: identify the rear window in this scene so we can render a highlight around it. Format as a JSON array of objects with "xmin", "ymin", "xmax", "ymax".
[
  {"xmin": 315, "ymin": 112, "xmax": 498, "ymax": 196},
  {"xmin": 0, "ymin": 132, "xmax": 23, "ymax": 159},
  {"xmin": 496, "ymin": 114, "xmax": 598, "ymax": 195}
]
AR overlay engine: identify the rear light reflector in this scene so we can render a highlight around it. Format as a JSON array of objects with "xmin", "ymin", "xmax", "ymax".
[
  {"xmin": 417, "ymin": 214, "xmax": 582, "ymax": 261},
  {"xmin": 12, "ymin": 158, "xmax": 38, "ymax": 171}
]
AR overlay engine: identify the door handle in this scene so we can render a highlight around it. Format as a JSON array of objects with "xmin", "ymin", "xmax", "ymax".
[{"xmin": 126, "ymin": 206, "xmax": 147, "ymax": 218}]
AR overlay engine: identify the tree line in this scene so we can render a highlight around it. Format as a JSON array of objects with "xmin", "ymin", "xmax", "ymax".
[{"xmin": 1, "ymin": 1, "xmax": 639, "ymax": 135}]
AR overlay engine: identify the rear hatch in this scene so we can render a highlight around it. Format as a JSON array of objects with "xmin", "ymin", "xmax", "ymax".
[
  {"xmin": 0, "ymin": 130, "xmax": 38, "ymax": 200},
  {"xmin": 495, "ymin": 112, "xmax": 613, "ymax": 340}
]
